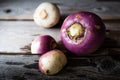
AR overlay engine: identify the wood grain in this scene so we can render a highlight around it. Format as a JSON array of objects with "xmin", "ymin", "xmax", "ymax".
[
  {"xmin": 0, "ymin": 0, "xmax": 120, "ymax": 79},
  {"xmin": 0, "ymin": 21, "xmax": 120, "ymax": 53},
  {"xmin": 0, "ymin": 0, "xmax": 120, "ymax": 20},
  {"xmin": 0, "ymin": 52, "xmax": 120, "ymax": 80}
]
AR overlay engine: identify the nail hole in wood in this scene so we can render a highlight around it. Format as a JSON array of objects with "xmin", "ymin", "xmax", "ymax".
[
  {"xmin": 4, "ymin": 9, "xmax": 12, "ymax": 13},
  {"xmin": 93, "ymin": 7, "xmax": 108, "ymax": 12}
]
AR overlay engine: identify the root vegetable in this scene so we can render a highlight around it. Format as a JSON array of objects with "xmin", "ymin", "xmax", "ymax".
[
  {"xmin": 60, "ymin": 11, "xmax": 106, "ymax": 55},
  {"xmin": 39, "ymin": 49, "xmax": 67, "ymax": 75},
  {"xmin": 33, "ymin": 2, "xmax": 60, "ymax": 28},
  {"xmin": 31, "ymin": 35, "xmax": 57, "ymax": 54}
]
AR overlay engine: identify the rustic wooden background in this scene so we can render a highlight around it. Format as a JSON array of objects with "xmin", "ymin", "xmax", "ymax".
[{"xmin": 0, "ymin": 0, "xmax": 120, "ymax": 80}]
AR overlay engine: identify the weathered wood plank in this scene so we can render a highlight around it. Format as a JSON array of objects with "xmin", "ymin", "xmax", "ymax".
[
  {"xmin": 0, "ymin": 0, "xmax": 119, "ymax": 80},
  {"xmin": 0, "ymin": 0, "xmax": 120, "ymax": 20},
  {"xmin": 0, "ymin": 21, "xmax": 120, "ymax": 53},
  {"xmin": 0, "ymin": 21, "xmax": 60, "ymax": 53},
  {"xmin": 97, "ymin": 0, "xmax": 120, "ymax": 2},
  {"xmin": 0, "ymin": 49, "xmax": 120, "ymax": 80}
]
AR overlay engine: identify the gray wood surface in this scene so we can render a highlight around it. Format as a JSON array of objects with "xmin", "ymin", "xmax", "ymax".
[
  {"xmin": 0, "ymin": 21, "xmax": 120, "ymax": 53},
  {"xmin": 0, "ymin": 21, "xmax": 60, "ymax": 53},
  {"xmin": 0, "ymin": 0, "xmax": 120, "ymax": 20},
  {"xmin": 0, "ymin": 52, "xmax": 120, "ymax": 80},
  {"xmin": 0, "ymin": 0, "xmax": 120, "ymax": 80}
]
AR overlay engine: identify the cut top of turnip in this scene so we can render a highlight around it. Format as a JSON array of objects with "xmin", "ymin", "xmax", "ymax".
[
  {"xmin": 67, "ymin": 23, "xmax": 84, "ymax": 39},
  {"xmin": 33, "ymin": 2, "xmax": 60, "ymax": 28}
]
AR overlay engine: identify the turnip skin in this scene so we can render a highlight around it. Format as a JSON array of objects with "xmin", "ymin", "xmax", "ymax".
[
  {"xmin": 31, "ymin": 35, "xmax": 57, "ymax": 54},
  {"xmin": 39, "ymin": 49, "xmax": 67, "ymax": 75},
  {"xmin": 33, "ymin": 2, "xmax": 60, "ymax": 28},
  {"xmin": 60, "ymin": 11, "xmax": 106, "ymax": 55}
]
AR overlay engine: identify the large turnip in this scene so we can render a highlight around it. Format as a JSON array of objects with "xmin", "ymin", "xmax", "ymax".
[{"xmin": 60, "ymin": 11, "xmax": 106, "ymax": 55}]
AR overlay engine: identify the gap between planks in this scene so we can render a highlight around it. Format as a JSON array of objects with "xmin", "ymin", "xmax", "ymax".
[
  {"xmin": 0, "ymin": 48, "xmax": 119, "ymax": 58},
  {"xmin": 1, "ymin": 15, "xmax": 120, "ymax": 22},
  {"xmin": 0, "ymin": 0, "xmax": 120, "ymax": 20}
]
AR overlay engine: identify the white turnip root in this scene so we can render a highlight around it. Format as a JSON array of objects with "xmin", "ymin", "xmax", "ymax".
[
  {"xmin": 39, "ymin": 49, "xmax": 67, "ymax": 75},
  {"xmin": 33, "ymin": 2, "xmax": 60, "ymax": 28}
]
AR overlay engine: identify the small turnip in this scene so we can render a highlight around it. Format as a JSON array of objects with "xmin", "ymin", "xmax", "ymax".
[
  {"xmin": 39, "ymin": 49, "xmax": 67, "ymax": 75},
  {"xmin": 31, "ymin": 35, "xmax": 57, "ymax": 54},
  {"xmin": 33, "ymin": 2, "xmax": 60, "ymax": 28},
  {"xmin": 60, "ymin": 11, "xmax": 106, "ymax": 55}
]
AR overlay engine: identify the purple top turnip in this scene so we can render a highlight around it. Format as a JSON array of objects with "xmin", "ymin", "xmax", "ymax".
[
  {"xmin": 60, "ymin": 11, "xmax": 106, "ymax": 55},
  {"xmin": 31, "ymin": 35, "xmax": 57, "ymax": 54},
  {"xmin": 33, "ymin": 2, "xmax": 60, "ymax": 28}
]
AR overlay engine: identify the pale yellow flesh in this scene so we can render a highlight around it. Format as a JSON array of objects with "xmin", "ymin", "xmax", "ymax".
[
  {"xmin": 68, "ymin": 23, "xmax": 84, "ymax": 39},
  {"xmin": 39, "ymin": 9, "xmax": 48, "ymax": 19}
]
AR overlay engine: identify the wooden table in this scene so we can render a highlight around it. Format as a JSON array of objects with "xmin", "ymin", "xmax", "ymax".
[{"xmin": 0, "ymin": 0, "xmax": 120, "ymax": 80}]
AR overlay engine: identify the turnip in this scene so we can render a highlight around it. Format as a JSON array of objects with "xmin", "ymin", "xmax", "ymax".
[
  {"xmin": 39, "ymin": 49, "xmax": 67, "ymax": 75},
  {"xmin": 60, "ymin": 11, "xmax": 106, "ymax": 55},
  {"xmin": 31, "ymin": 35, "xmax": 57, "ymax": 54},
  {"xmin": 33, "ymin": 2, "xmax": 60, "ymax": 28}
]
